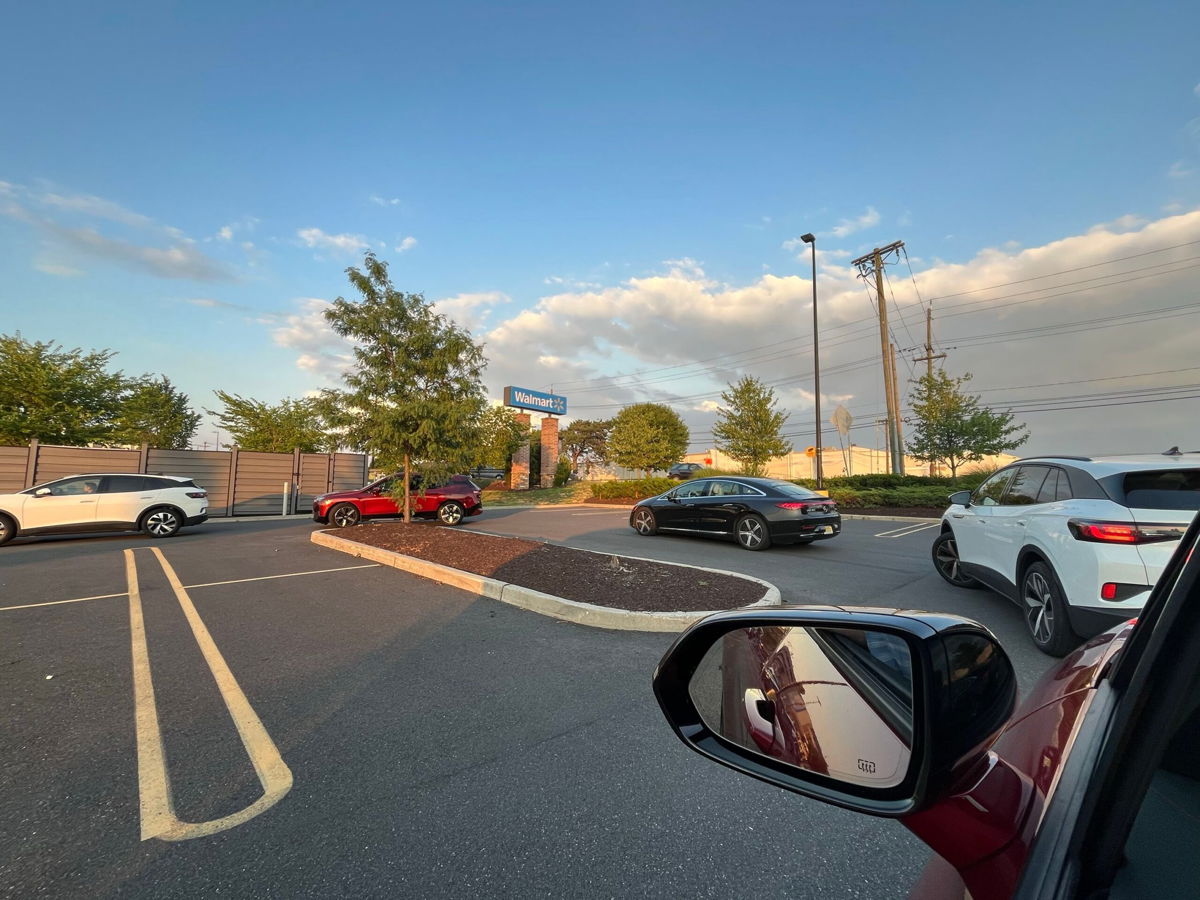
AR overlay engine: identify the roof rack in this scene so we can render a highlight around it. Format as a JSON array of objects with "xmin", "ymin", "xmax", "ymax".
[{"xmin": 1018, "ymin": 455, "xmax": 1093, "ymax": 462}]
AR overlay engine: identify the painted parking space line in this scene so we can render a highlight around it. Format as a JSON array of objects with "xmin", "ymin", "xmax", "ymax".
[
  {"xmin": 874, "ymin": 522, "xmax": 940, "ymax": 539},
  {"xmin": 570, "ymin": 511, "xmax": 631, "ymax": 516},
  {"xmin": 126, "ymin": 547, "xmax": 293, "ymax": 841},
  {"xmin": 0, "ymin": 564, "xmax": 381, "ymax": 613}
]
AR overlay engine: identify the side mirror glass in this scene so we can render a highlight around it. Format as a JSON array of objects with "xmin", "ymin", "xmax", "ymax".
[
  {"xmin": 654, "ymin": 608, "xmax": 1017, "ymax": 817},
  {"xmin": 949, "ymin": 490, "xmax": 972, "ymax": 507}
]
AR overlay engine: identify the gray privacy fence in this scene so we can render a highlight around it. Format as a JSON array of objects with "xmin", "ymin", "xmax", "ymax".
[{"xmin": 0, "ymin": 441, "xmax": 369, "ymax": 517}]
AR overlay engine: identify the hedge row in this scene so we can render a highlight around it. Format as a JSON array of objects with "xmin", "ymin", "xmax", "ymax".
[
  {"xmin": 825, "ymin": 486, "xmax": 958, "ymax": 509},
  {"xmin": 791, "ymin": 471, "xmax": 990, "ymax": 490},
  {"xmin": 589, "ymin": 477, "xmax": 677, "ymax": 500}
]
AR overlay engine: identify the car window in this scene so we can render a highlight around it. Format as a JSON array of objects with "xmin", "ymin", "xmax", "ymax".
[
  {"xmin": 1035, "ymin": 469, "xmax": 1061, "ymax": 504},
  {"xmin": 103, "ymin": 475, "xmax": 150, "ymax": 493},
  {"xmin": 40, "ymin": 476, "xmax": 103, "ymax": 496},
  {"xmin": 1055, "ymin": 471, "xmax": 1074, "ymax": 501},
  {"xmin": 972, "ymin": 470, "xmax": 1015, "ymax": 507},
  {"xmin": 1122, "ymin": 469, "xmax": 1200, "ymax": 511},
  {"xmin": 1003, "ymin": 466, "xmax": 1051, "ymax": 506},
  {"xmin": 673, "ymin": 481, "xmax": 709, "ymax": 499},
  {"xmin": 708, "ymin": 480, "xmax": 745, "ymax": 497}
]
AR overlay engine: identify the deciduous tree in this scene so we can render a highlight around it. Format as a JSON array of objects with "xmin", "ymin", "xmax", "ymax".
[
  {"xmin": 906, "ymin": 370, "xmax": 1029, "ymax": 480},
  {"xmin": 473, "ymin": 406, "xmax": 525, "ymax": 470},
  {"xmin": 711, "ymin": 376, "xmax": 792, "ymax": 476},
  {"xmin": 207, "ymin": 391, "xmax": 332, "ymax": 453},
  {"xmin": 320, "ymin": 252, "xmax": 487, "ymax": 521},
  {"xmin": 113, "ymin": 376, "xmax": 201, "ymax": 449},
  {"xmin": 561, "ymin": 418, "xmax": 611, "ymax": 476},
  {"xmin": 608, "ymin": 403, "xmax": 689, "ymax": 477}
]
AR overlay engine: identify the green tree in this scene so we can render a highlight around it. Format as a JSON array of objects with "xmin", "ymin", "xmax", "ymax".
[
  {"xmin": 906, "ymin": 370, "xmax": 1030, "ymax": 480},
  {"xmin": 561, "ymin": 418, "xmax": 611, "ymax": 476},
  {"xmin": 0, "ymin": 333, "xmax": 126, "ymax": 446},
  {"xmin": 608, "ymin": 403, "xmax": 689, "ymax": 477},
  {"xmin": 207, "ymin": 391, "xmax": 332, "ymax": 452},
  {"xmin": 320, "ymin": 252, "xmax": 487, "ymax": 521},
  {"xmin": 473, "ymin": 406, "xmax": 525, "ymax": 469},
  {"xmin": 113, "ymin": 376, "xmax": 201, "ymax": 449},
  {"xmin": 711, "ymin": 376, "xmax": 792, "ymax": 476}
]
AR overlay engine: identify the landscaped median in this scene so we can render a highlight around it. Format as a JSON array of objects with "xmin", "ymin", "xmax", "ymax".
[{"xmin": 311, "ymin": 522, "xmax": 780, "ymax": 631}]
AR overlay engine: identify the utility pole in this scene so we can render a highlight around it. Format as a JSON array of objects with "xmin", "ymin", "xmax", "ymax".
[
  {"xmin": 852, "ymin": 241, "xmax": 905, "ymax": 475},
  {"xmin": 913, "ymin": 307, "xmax": 947, "ymax": 475}
]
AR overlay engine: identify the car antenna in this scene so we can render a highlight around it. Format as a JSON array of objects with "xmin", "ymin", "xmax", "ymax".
[{"xmin": 1163, "ymin": 446, "xmax": 1182, "ymax": 456}]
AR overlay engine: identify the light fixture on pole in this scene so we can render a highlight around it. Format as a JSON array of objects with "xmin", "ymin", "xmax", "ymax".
[{"xmin": 800, "ymin": 233, "xmax": 823, "ymax": 489}]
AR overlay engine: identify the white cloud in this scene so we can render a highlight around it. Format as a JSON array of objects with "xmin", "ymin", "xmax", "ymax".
[
  {"xmin": 369, "ymin": 195, "xmax": 402, "ymax": 207},
  {"xmin": 829, "ymin": 206, "xmax": 881, "ymax": 238},
  {"xmin": 40, "ymin": 191, "xmax": 153, "ymax": 228},
  {"xmin": 1168, "ymin": 161, "xmax": 1195, "ymax": 179},
  {"xmin": 46, "ymin": 225, "xmax": 234, "ymax": 280},
  {"xmin": 433, "ymin": 291, "xmax": 508, "ymax": 331},
  {"xmin": 297, "ymin": 227, "xmax": 372, "ymax": 255},
  {"xmin": 33, "ymin": 259, "xmax": 84, "ymax": 277},
  {"xmin": 1194, "ymin": 83, "xmax": 1200, "ymax": 99},
  {"xmin": 396, "ymin": 235, "xmax": 418, "ymax": 252},
  {"xmin": 216, "ymin": 225, "xmax": 234, "ymax": 241},
  {"xmin": 270, "ymin": 298, "xmax": 354, "ymax": 380}
]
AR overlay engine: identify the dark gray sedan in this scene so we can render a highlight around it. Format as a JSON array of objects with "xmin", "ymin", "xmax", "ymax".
[{"xmin": 629, "ymin": 476, "xmax": 841, "ymax": 550}]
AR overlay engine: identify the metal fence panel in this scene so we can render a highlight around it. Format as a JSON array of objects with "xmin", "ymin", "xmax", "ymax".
[
  {"xmin": 231, "ymin": 451, "xmax": 295, "ymax": 516},
  {"xmin": 332, "ymin": 453, "xmax": 368, "ymax": 491},
  {"xmin": 297, "ymin": 453, "xmax": 331, "ymax": 510},
  {"xmin": 34, "ymin": 445, "xmax": 141, "ymax": 485},
  {"xmin": 0, "ymin": 446, "xmax": 28, "ymax": 494},
  {"xmin": 146, "ymin": 449, "xmax": 233, "ymax": 516}
]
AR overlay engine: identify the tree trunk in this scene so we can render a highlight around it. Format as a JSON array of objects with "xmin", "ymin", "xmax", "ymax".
[{"xmin": 403, "ymin": 453, "xmax": 412, "ymax": 522}]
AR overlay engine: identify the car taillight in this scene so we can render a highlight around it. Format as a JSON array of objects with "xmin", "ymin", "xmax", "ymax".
[
  {"xmin": 777, "ymin": 502, "xmax": 806, "ymax": 509},
  {"xmin": 1068, "ymin": 519, "xmax": 1186, "ymax": 545},
  {"xmin": 1101, "ymin": 582, "xmax": 1117, "ymax": 600},
  {"xmin": 186, "ymin": 491, "xmax": 207, "ymax": 499},
  {"xmin": 776, "ymin": 501, "xmax": 836, "ymax": 514}
]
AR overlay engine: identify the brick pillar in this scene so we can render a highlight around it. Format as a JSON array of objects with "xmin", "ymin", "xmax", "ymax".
[
  {"xmin": 510, "ymin": 413, "xmax": 531, "ymax": 490},
  {"xmin": 540, "ymin": 416, "xmax": 559, "ymax": 489}
]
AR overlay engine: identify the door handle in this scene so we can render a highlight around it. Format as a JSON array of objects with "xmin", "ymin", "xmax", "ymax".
[{"xmin": 951, "ymin": 513, "xmax": 965, "ymax": 519}]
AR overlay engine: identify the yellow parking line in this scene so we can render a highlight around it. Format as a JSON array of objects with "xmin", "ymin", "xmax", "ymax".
[{"xmin": 126, "ymin": 547, "xmax": 293, "ymax": 841}]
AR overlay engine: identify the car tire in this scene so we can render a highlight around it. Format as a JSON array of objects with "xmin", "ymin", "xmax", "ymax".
[
  {"xmin": 632, "ymin": 508, "xmax": 658, "ymax": 536},
  {"xmin": 1022, "ymin": 561, "xmax": 1080, "ymax": 657},
  {"xmin": 329, "ymin": 502, "xmax": 361, "ymax": 528},
  {"xmin": 437, "ymin": 501, "xmax": 465, "ymax": 526},
  {"xmin": 735, "ymin": 514, "xmax": 771, "ymax": 551},
  {"xmin": 931, "ymin": 532, "xmax": 981, "ymax": 588},
  {"xmin": 0, "ymin": 513, "xmax": 16, "ymax": 546},
  {"xmin": 140, "ymin": 507, "xmax": 183, "ymax": 538}
]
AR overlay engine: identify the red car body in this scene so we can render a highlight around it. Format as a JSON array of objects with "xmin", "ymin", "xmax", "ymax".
[
  {"xmin": 312, "ymin": 474, "xmax": 483, "ymax": 526},
  {"xmin": 904, "ymin": 621, "xmax": 1134, "ymax": 900}
]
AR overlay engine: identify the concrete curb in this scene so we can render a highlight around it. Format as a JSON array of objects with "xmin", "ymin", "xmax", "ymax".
[{"xmin": 310, "ymin": 529, "xmax": 780, "ymax": 632}]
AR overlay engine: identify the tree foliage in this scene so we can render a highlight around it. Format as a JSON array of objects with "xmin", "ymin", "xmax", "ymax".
[
  {"xmin": 906, "ymin": 370, "xmax": 1029, "ymax": 480},
  {"xmin": 473, "ymin": 406, "xmax": 525, "ymax": 469},
  {"xmin": 113, "ymin": 376, "xmax": 201, "ymax": 449},
  {"xmin": 711, "ymin": 376, "xmax": 792, "ymax": 476},
  {"xmin": 607, "ymin": 403, "xmax": 689, "ymax": 476},
  {"xmin": 207, "ymin": 391, "xmax": 332, "ymax": 453},
  {"xmin": 320, "ymin": 253, "xmax": 487, "ymax": 520},
  {"xmin": 0, "ymin": 334, "xmax": 126, "ymax": 446},
  {"xmin": 561, "ymin": 418, "xmax": 611, "ymax": 475}
]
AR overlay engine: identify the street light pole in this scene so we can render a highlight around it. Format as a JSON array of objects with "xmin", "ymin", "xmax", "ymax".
[{"xmin": 800, "ymin": 233, "xmax": 823, "ymax": 489}]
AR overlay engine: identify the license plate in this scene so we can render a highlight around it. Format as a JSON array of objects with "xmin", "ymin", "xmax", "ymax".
[{"xmin": 816, "ymin": 525, "xmax": 832, "ymax": 535}]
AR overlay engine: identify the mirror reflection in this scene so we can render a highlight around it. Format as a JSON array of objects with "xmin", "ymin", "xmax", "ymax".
[{"xmin": 689, "ymin": 626, "xmax": 914, "ymax": 788}]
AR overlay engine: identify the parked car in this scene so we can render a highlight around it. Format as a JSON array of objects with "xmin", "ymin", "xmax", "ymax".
[
  {"xmin": 0, "ymin": 473, "xmax": 208, "ymax": 545},
  {"xmin": 654, "ymin": 512, "xmax": 1200, "ymax": 900},
  {"xmin": 931, "ymin": 454, "xmax": 1199, "ymax": 655},
  {"xmin": 667, "ymin": 462, "xmax": 704, "ymax": 480},
  {"xmin": 312, "ymin": 473, "xmax": 483, "ymax": 527},
  {"xmin": 629, "ymin": 476, "xmax": 839, "ymax": 550},
  {"xmin": 468, "ymin": 465, "xmax": 505, "ymax": 482}
]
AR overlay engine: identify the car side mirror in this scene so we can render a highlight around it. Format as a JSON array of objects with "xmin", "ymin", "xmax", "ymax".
[
  {"xmin": 653, "ymin": 607, "xmax": 1017, "ymax": 817},
  {"xmin": 948, "ymin": 490, "xmax": 972, "ymax": 507},
  {"xmin": 34, "ymin": 487, "xmax": 52, "ymax": 497}
]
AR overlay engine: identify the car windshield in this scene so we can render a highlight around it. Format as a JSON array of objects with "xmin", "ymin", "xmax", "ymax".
[
  {"xmin": 1122, "ymin": 470, "xmax": 1200, "ymax": 510},
  {"xmin": 765, "ymin": 481, "xmax": 821, "ymax": 499}
]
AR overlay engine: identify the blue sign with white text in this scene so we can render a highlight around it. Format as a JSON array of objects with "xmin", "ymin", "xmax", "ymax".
[{"xmin": 503, "ymin": 385, "xmax": 567, "ymax": 415}]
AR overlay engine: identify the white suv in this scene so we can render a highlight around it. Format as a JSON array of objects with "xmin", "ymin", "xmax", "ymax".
[
  {"xmin": 0, "ymin": 473, "xmax": 209, "ymax": 546},
  {"xmin": 932, "ymin": 455, "xmax": 1199, "ymax": 655}
]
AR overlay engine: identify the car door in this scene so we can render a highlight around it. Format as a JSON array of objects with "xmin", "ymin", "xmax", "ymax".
[
  {"xmin": 952, "ymin": 468, "xmax": 1016, "ymax": 578},
  {"xmin": 95, "ymin": 474, "xmax": 156, "ymax": 526},
  {"xmin": 1014, "ymin": 515, "xmax": 1200, "ymax": 899},
  {"xmin": 22, "ymin": 476, "xmax": 103, "ymax": 531},
  {"xmin": 986, "ymin": 465, "xmax": 1052, "ymax": 595},
  {"xmin": 656, "ymin": 480, "xmax": 708, "ymax": 529},
  {"xmin": 694, "ymin": 479, "xmax": 753, "ymax": 534},
  {"xmin": 360, "ymin": 478, "xmax": 401, "ymax": 516}
]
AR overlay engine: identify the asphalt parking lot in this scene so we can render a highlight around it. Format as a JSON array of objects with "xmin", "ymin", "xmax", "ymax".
[{"xmin": 1, "ymin": 510, "xmax": 1058, "ymax": 898}]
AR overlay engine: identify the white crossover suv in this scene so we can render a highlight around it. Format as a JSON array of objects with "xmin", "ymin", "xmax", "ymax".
[
  {"xmin": 932, "ymin": 455, "xmax": 1199, "ymax": 655},
  {"xmin": 0, "ymin": 473, "xmax": 209, "ymax": 546}
]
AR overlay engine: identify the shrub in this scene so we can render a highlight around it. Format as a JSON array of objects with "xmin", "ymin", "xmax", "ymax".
[
  {"xmin": 589, "ymin": 478, "xmax": 676, "ymax": 501},
  {"xmin": 553, "ymin": 457, "xmax": 572, "ymax": 488},
  {"xmin": 827, "ymin": 485, "xmax": 957, "ymax": 509}
]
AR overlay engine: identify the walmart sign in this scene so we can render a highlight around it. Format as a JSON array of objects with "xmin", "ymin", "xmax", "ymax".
[{"xmin": 503, "ymin": 386, "xmax": 567, "ymax": 415}]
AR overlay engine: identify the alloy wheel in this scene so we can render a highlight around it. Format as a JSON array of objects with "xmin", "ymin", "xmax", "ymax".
[
  {"xmin": 145, "ymin": 510, "xmax": 179, "ymax": 536},
  {"xmin": 438, "ymin": 503, "xmax": 464, "ymax": 526},
  {"xmin": 633, "ymin": 509, "xmax": 655, "ymax": 535},
  {"xmin": 935, "ymin": 538, "xmax": 963, "ymax": 581},
  {"xmin": 332, "ymin": 504, "xmax": 360, "ymax": 527},
  {"xmin": 737, "ymin": 517, "xmax": 765, "ymax": 549},
  {"xmin": 1024, "ymin": 571, "xmax": 1055, "ymax": 645}
]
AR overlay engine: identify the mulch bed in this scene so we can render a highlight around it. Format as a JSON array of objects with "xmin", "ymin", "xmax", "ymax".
[{"xmin": 326, "ymin": 521, "xmax": 767, "ymax": 612}]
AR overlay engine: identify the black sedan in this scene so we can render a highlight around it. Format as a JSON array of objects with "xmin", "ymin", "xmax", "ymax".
[{"xmin": 629, "ymin": 476, "xmax": 840, "ymax": 550}]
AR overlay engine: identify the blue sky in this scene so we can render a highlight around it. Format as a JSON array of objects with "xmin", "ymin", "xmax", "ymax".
[{"xmin": 2, "ymin": 0, "xmax": 1199, "ymax": 453}]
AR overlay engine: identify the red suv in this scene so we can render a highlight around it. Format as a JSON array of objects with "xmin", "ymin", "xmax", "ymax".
[
  {"xmin": 654, "ymin": 515, "xmax": 1200, "ymax": 899},
  {"xmin": 312, "ymin": 474, "xmax": 483, "ymax": 527}
]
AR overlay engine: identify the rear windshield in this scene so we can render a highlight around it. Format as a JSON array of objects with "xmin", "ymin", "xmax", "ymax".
[
  {"xmin": 764, "ymin": 481, "xmax": 821, "ymax": 499},
  {"xmin": 1123, "ymin": 469, "xmax": 1200, "ymax": 510}
]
